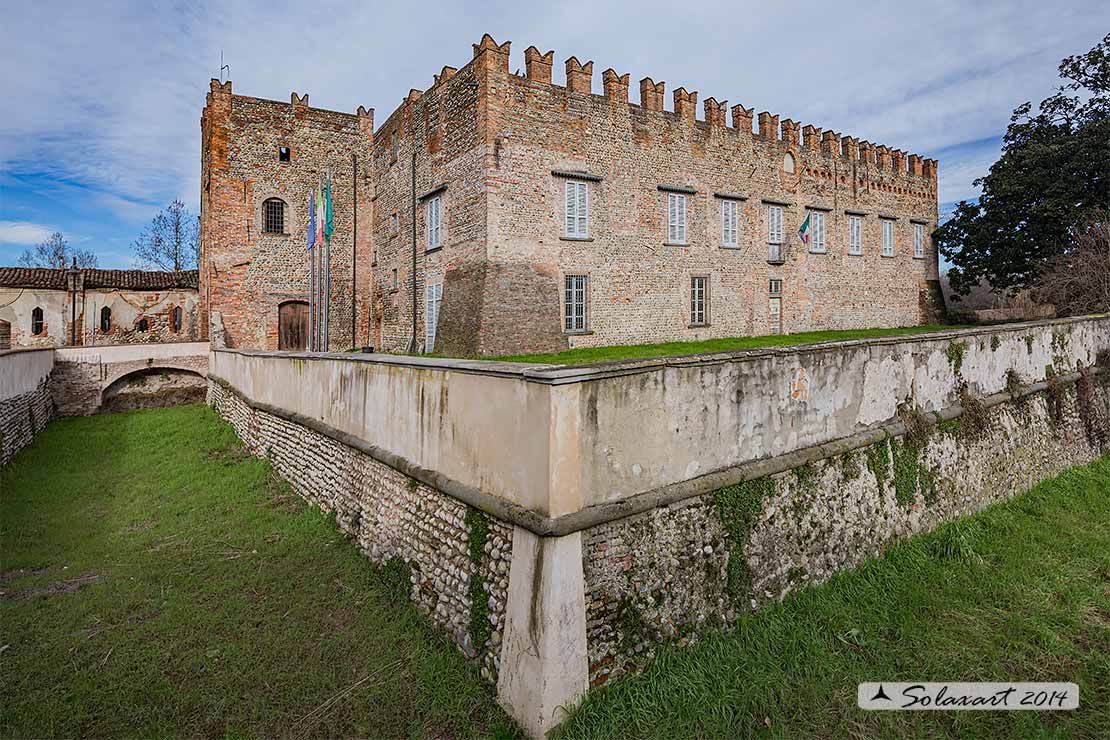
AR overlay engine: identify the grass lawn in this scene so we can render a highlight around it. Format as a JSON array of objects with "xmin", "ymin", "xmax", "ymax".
[
  {"xmin": 3, "ymin": 406, "xmax": 1107, "ymax": 739},
  {"xmin": 558, "ymin": 455, "xmax": 1110, "ymax": 739},
  {"xmin": 0, "ymin": 405, "xmax": 517, "ymax": 739},
  {"xmin": 493, "ymin": 324, "xmax": 968, "ymax": 365}
]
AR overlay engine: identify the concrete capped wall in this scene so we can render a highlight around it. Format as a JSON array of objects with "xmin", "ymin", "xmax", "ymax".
[{"xmin": 1, "ymin": 348, "xmax": 54, "ymax": 400}]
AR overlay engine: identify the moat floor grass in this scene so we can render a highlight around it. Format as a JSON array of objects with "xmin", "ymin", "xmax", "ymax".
[
  {"xmin": 493, "ymin": 324, "xmax": 968, "ymax": 365},
  {"xmin": 558, "ymin": 455, "xmax": 1110, "ymax": 739},
  {"xmin": 3, "ymin": 406, "xmax": 1108, "ymax": 739},
  {"xmin": 0, "ymin": 405, "xmax": 518, "ymax": 739}
]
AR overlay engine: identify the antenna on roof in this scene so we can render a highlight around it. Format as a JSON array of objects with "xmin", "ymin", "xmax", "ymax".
[{"xmin": 219, "ymin": 51, "xmax": 230, "ymax": 83}]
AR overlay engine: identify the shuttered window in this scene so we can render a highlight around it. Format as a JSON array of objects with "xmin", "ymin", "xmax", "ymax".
[
  {"xmin": 424, "ymin": 282, "xmax": 442, "ymax": 351},
  {"xmin": 426, "ymin": 195, "xmax": 442, "ymax": 250},
  {"xmin": 721, "ymin": 200, "xmax": 738, "ymax": 247},
  {"xmin": 667, "ymin": 193, "xmax": 686, "ymax": 244},
  {"xmin": 564, "ymin": 181, "xmax": 589, "ymax": 238},
  {"xmin": 848, "ymin": 216, "xmax": 863, "ymax": 255},
  {"xmin": 691, "ymin": 276, "xmax": 709, "ymax": 326},
  {"xmin": 882, "ymin": 219, "xmax": 894, "ymax": 256},
  {"xmin": 565, "ymin": 275, "xmax": 587, "ymax": 332},
  {"xmin": 809, "ymin": 211, "xmax": 826, "ymax": 252},
  {"xmin": 914, "ymin": 223, "xmax": 925, "ymax": 258},
  {"xmin": 768, "ymin": 205, "xmax": 784, "ymax": 244}
]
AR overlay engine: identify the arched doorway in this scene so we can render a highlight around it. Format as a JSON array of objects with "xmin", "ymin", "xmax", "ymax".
[{"xmin": 278, "ymin": 301, "xmax": 309, "ymax": 351}]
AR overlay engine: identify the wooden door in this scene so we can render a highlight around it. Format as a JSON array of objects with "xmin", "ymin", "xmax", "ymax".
[{"xmin": 279, "ymin": 301, "xmax": 309, "ymax": 351}]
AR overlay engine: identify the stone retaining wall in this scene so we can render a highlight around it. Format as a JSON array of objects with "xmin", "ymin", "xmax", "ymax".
[
  {"xmin": 207, "ymin": 380, "xmax": 511, "ymax": 682},
  {"xmin": 582, "ymin": 370, "xmax": 1110, "ymax": 687}
]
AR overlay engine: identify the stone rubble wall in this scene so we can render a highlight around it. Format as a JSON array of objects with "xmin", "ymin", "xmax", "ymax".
[
  {"xmin": 206, "ymin": 380, "xmax": 511, "ymax": 682},
  {"xmin": 0, "ymin": 375, "xmax": 54, "ymax": 465},
  {"xmin": 582, "ymin": 373, "xmax": 1110, "ymax": 687}
]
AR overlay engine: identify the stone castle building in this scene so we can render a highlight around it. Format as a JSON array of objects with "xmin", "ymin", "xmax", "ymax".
[
  {"xmin": 0, "ymin": 267, "xmax": 199, "ymax": 349},
  {"xmin": 200, "ymin": 34, "xmax": 943, "ymax": 356}
]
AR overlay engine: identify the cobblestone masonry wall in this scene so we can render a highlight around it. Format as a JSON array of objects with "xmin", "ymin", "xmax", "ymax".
[
  {"xmin": 51, "ymin": 353, "xmax": 208, "ymax": 417},
  {"xmin": 206, "ymin": 380, "xmax": 511, "ymax": 681},
  {"xmin": 582, "ymin": 375, "xmax": 1110, "ymax": 687},
  {"xmin": 0, "ymin": 375, "xmax": 53, "ymax": 464}
]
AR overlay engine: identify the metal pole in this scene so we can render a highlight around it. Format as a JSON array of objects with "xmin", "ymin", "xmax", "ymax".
[
  {"xmin": 409, "ymin": 150, "xmax": 417, "ymax": 353},
  {"xmin": 309, "ymin": 244, "xmax": 315, "ymax": 351},
  {"xmin": 324, "ymin": 168, "xmax": 331, "ymax": 352},
  {"xmin": 351, "ymin": 152, "xmax": 358, "ymax": 349}
]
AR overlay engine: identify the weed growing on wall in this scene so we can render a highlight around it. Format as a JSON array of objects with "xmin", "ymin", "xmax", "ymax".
[
  {"xmin": 958, "ymin": 384, "xmax": 990, "ymax": 438},
  {"xmin": 839, "ymin": 451, "xmax": 861, "ymax": 483},
  {"xmin": 946, "ymin": 341, "xmax": 968, "ymax": 376},
  {"xmin": 712, "ymin": 477, "xmax": 776, "ymax": 608},
  {"xmin": 465, "ymin": 507, "xmax": 491, "ymax": 654},
  {"xmin": 1025, "ymin": 335, "xmax": 1035, "ymax": 354},
  {"xmin": 866, "ymin": 437, "xmax": 891, "ymax": 496},
  {"xmin": 1045, "ymin": 367, "xmax": 1067, "ymax": 428},
  {"xmin": 990, "ymin": 336, "xmax": 1001, "ymax": 352}
]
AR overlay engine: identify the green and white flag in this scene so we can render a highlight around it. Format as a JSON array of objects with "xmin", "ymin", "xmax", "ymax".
[{"xmin": 798, "ymin": 212, "xmax": 811, "ymax": 245}]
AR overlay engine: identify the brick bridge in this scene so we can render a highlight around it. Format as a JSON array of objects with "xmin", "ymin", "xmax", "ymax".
[{"xmin": 52, "ymin": 342, "xmax": 209, "ymax": 416}]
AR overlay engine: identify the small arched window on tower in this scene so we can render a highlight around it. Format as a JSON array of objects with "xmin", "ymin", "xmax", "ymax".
[
  {"xmin": 31, "ymin": 307, "xmax": 44, "ymax": 335},
  {"xmin": 172, "ymin": 306, "xmax": 183, "ymax": 332},
  {"xmin": 100, "ymin": 306, "xmax": 112, "ymax": 333},
  {"xmin": 263, "ymin": 198, "xmax": 286, "ymax": 234},
  {"xmin": 783, "ymin": 152, "xmax": 796, "ymax": 174},
  {"xmin": 137, "ymin": 318, "xmax": 149, "ymax": 332}
]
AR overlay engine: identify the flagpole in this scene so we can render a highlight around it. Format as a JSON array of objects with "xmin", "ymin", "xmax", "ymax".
[{"xmin": 324, "ymin": 168, "xmax": 331, "ymax": 352}]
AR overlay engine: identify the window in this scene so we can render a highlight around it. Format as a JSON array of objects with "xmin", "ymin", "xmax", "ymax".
[
  {"xmin": 768, "ymin": 205, "xmax": 784, "ymax": 244},
  {"xmin": 808, "ymin": 211, "xmax": 826, "ymax": 253},
  {"xmin": 100, "ymin": 306, "xmax": 112, "ymax": 332},
  {"xmin": 424, "ymin": 282, "xmax": 442, "ymax": 352},
  {"xmin": 914, "ymin": 223, "xmax": 925, "ymax": 258},
  {"xmin": 690, "ymin": 276, "xmax": 709, "ymax": 326},
  {"xmin": 882, "ymin": 219, "xmax": 894, "ymax": 257},
  {"xmin": 172, "ymin": 306, "xmax": 183, "ymax": 332},
  {"xmin": 783, "ymin": 152, "xmax": 796, "ymax": 173},
  {"xmin": 391, "ymin": 268, "xmax": 398, "ymax": 290},
  {"xmin": 848, "ymin": 216, "xmax": 863, "ymax": 255},
  {"xmin": 564, "ymin": 275, "xmax": 588, "ymax": 332},
  {"xmin": 769, "ymin": 279, "xmax": 782, "ymax": 295},
  {"xmin": 390, "ymin": 212, "xmax": 398, "ymax": 235},
  {"xmin": 721, "ymin": 200, "xmax": 738, "ymax": 247},
  {"xmin": 31, "ymin": 306, "xmax": 44, "ymax": 335},
  {"xmin": 667, "ymin": 193, "xmax": 686, "ymax": 244},
  {"xmin": 279, "ymin": 146, "xmax": 291, "ymax": 162},
  {"xmin": 564, "ymin": 180, "xmax": 589, "ymax": 238},
  {"xmin": 137, "ymin": 318, "xmax": 149, "ymax": 332},
  {"xmin": 426, "ymin": 195, "xmax": 442, "ymax": 250},
  {"xmin": 263, "ymin": 198, "xmax": 286, "ymax": 234}
]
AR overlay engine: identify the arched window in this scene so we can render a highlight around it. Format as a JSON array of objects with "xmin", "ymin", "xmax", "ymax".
[
  {"xmin": 172, "ymin": 306, "xmax": 183, "ymax": 332},
  {"xmin": 783, "ymin": 152, "xmax": 796, "ymax": 174},
  {"xmin": 100, "ymin": 306, "xmax": 112, "ymax": 332},
  {"xmin": 263, "ymin": 198, "xmax": 286, "ymax": 234},
  {"xmin": 31, "ymin": 307, "xmax": 44, "ymax": 335},
  {"xmin": 137, "ymin": 318, "xmax": 149, "ymax": 332}
]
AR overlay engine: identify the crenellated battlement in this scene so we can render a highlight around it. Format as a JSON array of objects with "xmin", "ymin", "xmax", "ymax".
[{"xmin": 459, "ymin": 34, "xmax": 937, "ymax": 187}]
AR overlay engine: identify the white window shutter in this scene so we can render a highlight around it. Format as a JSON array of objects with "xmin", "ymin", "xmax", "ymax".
[
  {"xmin": 565, "ymin": 183, "xmax": 575, "ymax": 236},
  {"xmin": 577, "ymin": 183, "xmax": 588, "ymax": 237},
  {"xmin": 667, "ymin": 194, "xmax": 676, "ymax": 242}
]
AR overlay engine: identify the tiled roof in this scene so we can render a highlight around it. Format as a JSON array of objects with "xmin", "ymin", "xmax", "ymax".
[{"xmin": 0, "ymin": 267, "xmax": 198, "ymax": 290}]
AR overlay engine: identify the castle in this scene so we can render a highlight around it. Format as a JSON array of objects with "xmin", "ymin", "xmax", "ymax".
[{"xmin": 200, "ymin": 34, "xmax": 943, "ymax": 356}]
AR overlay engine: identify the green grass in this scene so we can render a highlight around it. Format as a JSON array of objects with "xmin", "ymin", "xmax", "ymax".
[
  {"xmin": 0, "ymin": 405, "xmax": 517, "ymax": 739},
  {"xmin": 558, "ymin": 455, "xmax": 1110, "ymax": 739},
  {"xmin": 493, "ymin": 325, "xmax": 968, "ymax": 365}
]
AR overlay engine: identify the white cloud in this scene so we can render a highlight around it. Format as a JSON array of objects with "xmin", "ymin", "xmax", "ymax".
[
  {"xmin": 0, "ymin": 220, "xmax": 54, "ymax": 244},
  {"xmin": 2, "ymin": 0, "xmax": 1108, "ymax": 219}
]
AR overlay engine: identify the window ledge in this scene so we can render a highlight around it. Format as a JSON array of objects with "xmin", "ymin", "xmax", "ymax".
[
  {"xmin": 847, "ymin": 252, "xmax": 863, "ymax": 257},
  {"xmin": 767, "ymin": 259, "xmax": 786, "ymax": 266},
  {"xmin": 664, "ymin": 241, "xmax": 688, "ymax": 247},
  {"xmin": 560, "ymin": 236, "xmax": 594, "ymax": 242},
  {"xmin": 720, "ymin": 244, "xmax": 740, "ymax": 250},
  {"xmin": 881, "ymin": 254, "xmax": 895, "ymax": 258},
  {"xmin": 808, "ymin": 248, "xmax": 827, "ymax": 254},
  {"xmin": 564, "ymin": 330, "xmax": 594, "ymax": 336},
  {"xmin": 912, "ymin": 255, "xmax": 926, "ymax": 260},
  {"xmin": 688, "ymin": 324, "xmax": 711, "ymax": 329},
  {"xmin": 425, "ymin": 245, "xmax": 443, "ymax": 254}
]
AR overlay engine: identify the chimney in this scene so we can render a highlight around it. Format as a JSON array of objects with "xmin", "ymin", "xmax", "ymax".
[
  {"xmin": 566, "ymin": 57, "xmax": 593, "ymax": 94},
  {"xmin": 524, "ymin": 46, "xmax": 554, "ymax": 84},
  {"xmin": 640, "ymin": 77, "xmax": 665, "ymax": 111}
]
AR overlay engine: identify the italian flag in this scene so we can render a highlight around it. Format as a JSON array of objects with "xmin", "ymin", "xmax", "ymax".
[{"xmin": 798, "ymin": 212, "xmax": 811, "ymax": 244}]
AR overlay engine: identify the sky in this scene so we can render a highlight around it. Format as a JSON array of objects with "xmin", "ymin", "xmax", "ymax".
[{"xmin": 1, "ymin": 0, "xmax": 1108, "ymax": 269}]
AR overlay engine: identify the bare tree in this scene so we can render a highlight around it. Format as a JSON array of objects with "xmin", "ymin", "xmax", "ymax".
[
  {"xmin": 1033, "ymin": 210, "xmax": 1110, "ymax": 316},
  {"xmin": 132, "ymin": 200, "xmax": 199, "ymax": 272},
  {"xmin": 18, "ymin": 232, "xmax": 98, "ymax": 269}
]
